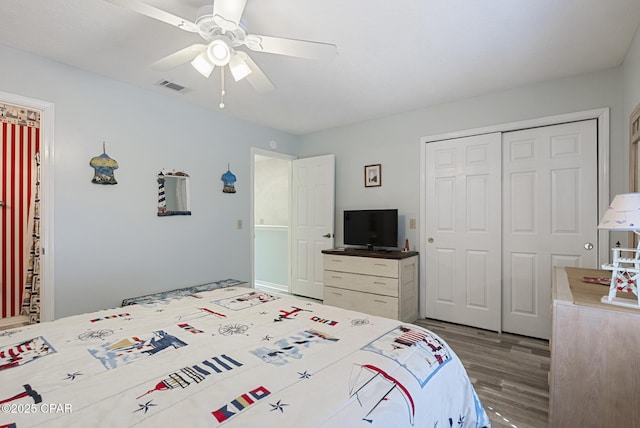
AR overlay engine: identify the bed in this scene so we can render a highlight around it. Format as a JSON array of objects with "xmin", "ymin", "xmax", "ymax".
[{"xmin": 1, "ymin": 280, "xmax": 490, "ymax": 427}]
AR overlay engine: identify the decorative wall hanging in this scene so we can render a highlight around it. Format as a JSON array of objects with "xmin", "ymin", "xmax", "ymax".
[
  {"xmin": 90, "ymin": 142, "xmax": 119, "ymax": 185},
  {"xmin": 157, "ymin": 170, "xmax": 191, "ymax": 216},
  {"xmin": 364, "ymin": 164, "xmax": 381, "ymax": 187},
  {"xmin": 221, "ymin": 164, "xmax": 237, "ymax": 193}
]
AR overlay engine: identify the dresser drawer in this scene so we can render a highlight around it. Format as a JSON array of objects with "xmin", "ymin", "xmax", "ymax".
[
  {"xmin": 323, "ymin": 255, "xmax": 399, "ymax": 278},
  {"xmin": 324, "ymin": 286, "xmax": 399, "ymax": 319},
  {"xmin": 323, "ymin": 270, "xmax": 398, "ymax": 297}
]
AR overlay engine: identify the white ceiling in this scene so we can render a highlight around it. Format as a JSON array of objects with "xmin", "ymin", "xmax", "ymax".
[{"xmin": 1, "ymin": 0, "xmax": 639, "ymax": 135}]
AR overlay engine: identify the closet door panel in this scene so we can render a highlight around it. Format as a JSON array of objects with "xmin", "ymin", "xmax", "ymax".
[
  {"xmin": 425, "ymin": 133, "xmax": 502, "ymax": 332},
  {"xmin": 503, "ymin": 120, "xmax": 598, "ymax": 339}
]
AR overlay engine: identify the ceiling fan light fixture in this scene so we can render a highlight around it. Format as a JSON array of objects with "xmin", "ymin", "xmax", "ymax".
[
  {"xmin": 228, "ymin": 52, "xmax": 252, "ymax": 82},
  {"xmin": 191, "ymin": 51, "xmax": 214, "ymax": 77},
  {"xmin": 207, "ymin": 39, "xmax": 231, "ymax": 66}
]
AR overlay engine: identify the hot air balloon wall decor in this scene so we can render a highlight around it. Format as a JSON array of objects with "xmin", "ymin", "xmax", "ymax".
[
  {"xmin": 90, "ymin": 142, "xmax": 119, "ymax": 185},
  {"xmin": 221, "ymin": 163, "xmax": 237, "ymax": 194}
]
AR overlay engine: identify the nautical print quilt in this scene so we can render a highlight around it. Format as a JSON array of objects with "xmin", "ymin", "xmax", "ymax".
[{"xmin": 0, "ymin": 284, "xmax": 491, "ymax": 427}]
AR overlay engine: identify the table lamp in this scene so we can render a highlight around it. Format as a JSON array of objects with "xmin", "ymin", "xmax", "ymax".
[{"xmin": 597, "ymin": 192, "xmax": 640, "ymax": 309}]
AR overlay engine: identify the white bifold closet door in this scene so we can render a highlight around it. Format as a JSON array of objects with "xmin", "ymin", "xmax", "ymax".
[
  {"xmin": 502, "ymin": 120, "xmax": 597, "ymax": 339},
  {"xmin": 425, "ymin": 132, "xmax": 503, "ymax": 333},
  {"xmin": 425, "ymin": 120, "xmax": 598, "ymax": 339}
]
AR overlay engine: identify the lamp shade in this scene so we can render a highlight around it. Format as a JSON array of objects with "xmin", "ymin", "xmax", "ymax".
[
  {"xmin": 598, "ymin": 192, "xmax": 640, "ymax": 230},
  {"xmin": 191, "ymin": 52, "xmax": 214, "ymax": 77},
  {"xmin": 228, "ymin": 52, "xmax": 252, "ymax": 82}
]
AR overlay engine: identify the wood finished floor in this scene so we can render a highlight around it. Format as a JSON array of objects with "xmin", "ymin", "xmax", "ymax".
[{"xmin": 415, "ymin": 318, "xmax": 550, "ymax": 428}]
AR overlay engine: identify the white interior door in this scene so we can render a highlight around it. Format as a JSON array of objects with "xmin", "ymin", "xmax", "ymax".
[
  {"xmin": 502, "ymin": 120, "xmax": 598, "ymax": 339},
  {"xmin": 291, "ymin": 154, "xmax": 335, "ymax": 300},
  {"xmin": 425, "ymin": 133, "xmax": 502, "ymax": 331}
]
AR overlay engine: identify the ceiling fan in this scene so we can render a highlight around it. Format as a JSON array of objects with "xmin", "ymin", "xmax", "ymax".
[{"xmin": 104, "ymin": 0, "xmax": 337, "ymax": 107}]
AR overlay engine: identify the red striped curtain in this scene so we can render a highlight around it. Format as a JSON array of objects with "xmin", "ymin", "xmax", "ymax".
[{"xmin": 1, "ymin": 121, "xmax": 40, "ymax": 319}]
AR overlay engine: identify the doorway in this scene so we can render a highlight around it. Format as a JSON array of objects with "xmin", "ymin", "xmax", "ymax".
[
  {"xmin": 0, "ymin": 91, "xmax": 54, "ymax": 326},
  {"xmin": 250, "ymin": 150, "xmax": 336, "ymax": 300},
  {"xmin": 251, "ymin": 149, "xmax": 293, "ymax": 294}
]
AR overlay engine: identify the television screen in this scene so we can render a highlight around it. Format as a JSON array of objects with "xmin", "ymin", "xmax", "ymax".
[{"xmin": 343, "ymin": 209, "xmax": 398, "ymax": 249}]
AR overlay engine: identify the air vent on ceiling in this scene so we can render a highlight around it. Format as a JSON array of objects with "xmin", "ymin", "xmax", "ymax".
[{"xmin": 156, "ymin": 79, "xmax": 190, "ymax": 93}]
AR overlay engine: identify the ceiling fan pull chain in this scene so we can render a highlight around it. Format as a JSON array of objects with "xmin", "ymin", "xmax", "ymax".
[{"xmin": 219, "ymin": 67, "xmax": 226, "ymax": 109}]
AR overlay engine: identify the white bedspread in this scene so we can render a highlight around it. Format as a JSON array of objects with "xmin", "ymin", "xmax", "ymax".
[{"xmin": 0, "ymin": 285, "xmax": 490, "ymax": 427}]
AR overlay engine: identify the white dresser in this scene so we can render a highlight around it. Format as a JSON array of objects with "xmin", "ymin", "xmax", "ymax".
[{"xmin": 322, "ymin": 250, "xmax": 419, "ymax": 322}]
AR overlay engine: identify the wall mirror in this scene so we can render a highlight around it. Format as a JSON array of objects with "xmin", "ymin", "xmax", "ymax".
[{"xmin": 157, "ymin": 170, "xmax": 191, "ymax": 216}]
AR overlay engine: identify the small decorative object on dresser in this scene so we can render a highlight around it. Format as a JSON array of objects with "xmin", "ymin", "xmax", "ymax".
[
  {"xmin": 364, "ymin": 163, "xmax": 381, "ymax": 187},
  {"xmin": 597, "ymin": 193, "xmax": 640, "ymax": 309}
]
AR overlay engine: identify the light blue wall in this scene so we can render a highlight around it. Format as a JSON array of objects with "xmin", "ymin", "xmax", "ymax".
[
  {"xmin": 623, "ymin": 25, "xmax": 640, "ymax": 155},
  {"xmin": 0, "ymin": 44, "xmax": 298, "ymax": 318},
  {"xmin": 254, "ymin": 226, "xmax": 289, "ymax": 288},
  {"xmin": 298, "ymin": 68, "xmax": 625, "ymax": 251},
  {"xmin": 254, "ymin": 157, "xmax": 289, "ymax": 226}
]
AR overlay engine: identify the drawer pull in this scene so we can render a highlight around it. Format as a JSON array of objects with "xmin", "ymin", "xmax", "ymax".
[
  {"xmin": 374, "ymin": 263, "xmax": 388, "ymax": 267},
  {"xmin": 331, "ymin": 276, "xmax": 343, "ymax": 279},
  {"xmin": 373, "ymin": 281, "xmax": 386, "ymax": 285},
  {"xmin": 373, "ymin": 299, "xmax": 387, "ymax": 304},
  {"xmin": 332, "ymin": 292, "xmax": 343, "ymax": 296},
  {"xmin": 331, "ymin": 259, "xmax": 343, "ymax": 262}
]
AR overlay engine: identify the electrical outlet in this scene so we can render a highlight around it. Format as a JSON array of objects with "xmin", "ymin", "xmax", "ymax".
[
  {"xmin": 237, "ymin": 219, "xmax": 243, "ymax": 229},
  {"xmin": 409, "ymin": 218, "xmax": 416, "ymax": 229}
]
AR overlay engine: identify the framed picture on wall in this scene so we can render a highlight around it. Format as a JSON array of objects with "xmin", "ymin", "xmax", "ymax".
[{"xmin": 364, "ymin": 164, "xmax": 381, "ymax": 187}]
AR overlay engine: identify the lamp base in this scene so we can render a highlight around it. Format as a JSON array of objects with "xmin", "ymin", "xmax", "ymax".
[{"xmin": 600, "ymin": 295, "xmax": 640, "ymax": 309}]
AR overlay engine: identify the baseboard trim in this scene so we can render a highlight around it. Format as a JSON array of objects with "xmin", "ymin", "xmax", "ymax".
[{"xmin": 255, "ymin": 280, "xmax": 288, "ymax": 294}]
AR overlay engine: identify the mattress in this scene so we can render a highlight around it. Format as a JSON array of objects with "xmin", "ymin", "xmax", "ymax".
[{"xmin": 0, "ymin": 283, "xmax": 490, "ymax": 427}]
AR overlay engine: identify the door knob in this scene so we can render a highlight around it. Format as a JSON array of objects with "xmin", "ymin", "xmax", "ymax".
[
  {"xmin": 0, "ymin": 201, "xmax": 4, "ymax": 207},
  {"xmin": 427, "ymin": 237, "xmax": 434, "ymax": 243},
  {"xmin": 584, "ymin": 242, "xmax": 594, "ymax": 250},
  {"xmin": 322, "ymin": 233, "xmax": 333, "ymax": 238}
]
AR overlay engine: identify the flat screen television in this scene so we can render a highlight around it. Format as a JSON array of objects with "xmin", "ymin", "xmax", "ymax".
[{"xmin": 343, "ymin": 209, "xmax": 398, "ymax": 249}]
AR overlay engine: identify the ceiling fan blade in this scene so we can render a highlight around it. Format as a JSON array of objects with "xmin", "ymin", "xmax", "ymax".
[
  {"xmin": 150, "ymin": 44, "xmax": 207, "ymax": 71},
  {"xmin": 237, "ymin": 52, "xmax": 275, "ymax": 92},
  {"xmin": 244, "ymin": 35, "xmax": 337, "ymax": 60},
  {"xmin": 104, "ymin": 0, "xmax": 199, "ymax": 32},
  {"xmin": 212, "ymin": 0, "xmax": 247, "ymax": 30}
]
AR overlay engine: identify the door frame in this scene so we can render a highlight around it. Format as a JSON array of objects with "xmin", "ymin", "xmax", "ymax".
[
  {"xmin": 0, "ymin": 90, "xmax": 55, "ymax": 322},
  {"xmin": 419, "ymin": 107, "xmax": 610, "ymax": 319},
  {"xmin": 250, "ymin": 148, "xmax": 295, "ymax": 293}
]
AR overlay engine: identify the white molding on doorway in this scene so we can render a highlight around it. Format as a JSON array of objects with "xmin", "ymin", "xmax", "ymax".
[
  {"xmin": 0, "ymin": 90, "xmax": 55, "ymax": 322},
  {"xmin": 250, "ymin": 148, "xmax": 295, "ymax": 293},
  {"xmin": 419, "ymin": 107, "xmax": 610, "ymax": 319}
]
